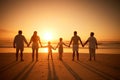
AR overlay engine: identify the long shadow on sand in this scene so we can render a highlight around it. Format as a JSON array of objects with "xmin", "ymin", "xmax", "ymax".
[
  {"xmin": 47, "ymin": 60, "xmax": 59, "ymax": 80},
  {"xmin": 95, "ymin": 61, "xmax": 120, "ymax": 71},
  {"xmin": 61, "ymin": 60, "xmax": 82, "ymax": 80},
  {"xmin": 20, "ymin": 62, "xmax": 37, "ymax": 80},
  {"xmin": 0, "ymin": 61, "xmax": 20, "ymax": 73},
  {"xmin": 74, "ymin": 61, "xmax": 119, "ymax": 80},
  {"xmin": 0, "ymin": 60, "xmax": 19, "ymax": 69},
  {"xmin": 12, "ymin": 62, "xmax": 33, "ymax": 80},
  {"xmin": 48, "ymin": 60, "xmax": 52, "ymax": 80}
]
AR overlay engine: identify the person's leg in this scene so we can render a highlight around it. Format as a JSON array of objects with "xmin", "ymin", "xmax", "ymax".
[
  {"xmin": 72, "ymin": 51, "xmax": 75, "ymax": 61},
  {"xmin": 20, "ymin": 50, "xmax": 24, "ymax": 61},
  {"xmin": 90, "ymin": 48, "xmax": 95, "ymax": 61},
  {"xmin": 59, "ymin": 53, "xmax": 60, "ymax": 60},
  {"xmin": 93, "ymin": 49, "xmax": 96, "ymax": 61},
  {"xmin": 89, "ymin": 48, "xmax": 92, "ymax": 61},
  {"xmin": 32, "ymin": 49, "xmax": 35, "ymax": 61},
  {"xmin": 36, "ymin": 48, "xmax": 38, "ymax": 61},
  {"xmin": 59, "ymin": 49, "xmax": 61, "ymax": 60},
  {"xmin": 16, "ymin": 48, "xmax": 19, "ymax": 61},
  {"xmin": 61, "ymin": 53, "xmax": 63, "ymax": 60},
  {"xmin": 60, "ymin": 49, "xmax": 63, "ymax": 60},
  {"xmin": 90, "ymin": 53, "xmax": 91, "ymax": 61},
  {"xmin": 48, "ymin": 54, "xmax": 49, "ymax": 60},
  {"xmin": 72, "ymin": 45, "xmax": 75, "ymax": 61},
  {"xmin": 76, "ymin": 51, "xmax": 79, "ymax": 60},
  {"xmin": 59, "ymin": 53, "xmax": 62, "ymax": 60},
  {"xmin": 51, "ymin": 54, "xmax": 53, "ymax": 60},
  {"xmin": 94, "ymin": 54, "xmax": 96, "ymax": 61}
]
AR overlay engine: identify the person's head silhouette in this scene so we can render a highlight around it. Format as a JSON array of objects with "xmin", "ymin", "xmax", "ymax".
[
  {"xmin": 34, "ymin": 31, "xmax": 37, "ymax": 35},
  {"xmin": 90, "ymin": 32, "xmax": 94, "ymax": 37},
  {"xmin": 18, "ymin": 30, "xmax": 22, "ymax": 35},
  {"xmin": 48, "ymin": 41, "xmax": 51, "ymax": 45},
  {"xmin": 74, "ymin": 31, "xmax": 77, "ymax": 36},
  {"xmin": 59, "ymin": 38, "xmax": 63, "ymax": 41},
  {"xmin": 32, "ymin": 31, "xmax": 38, "ymax": 37}
]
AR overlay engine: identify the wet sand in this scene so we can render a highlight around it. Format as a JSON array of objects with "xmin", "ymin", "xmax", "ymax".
[{"xmin": 0, "ymin": 53, "xmax": 120, "ymax": 80}]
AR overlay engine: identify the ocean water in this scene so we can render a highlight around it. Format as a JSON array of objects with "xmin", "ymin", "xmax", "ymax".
[{"xmin": 0, "ymin": 40, "xmax": 120, "ymax": 54}]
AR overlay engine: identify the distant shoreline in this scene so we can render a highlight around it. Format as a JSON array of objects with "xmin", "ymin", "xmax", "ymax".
[{"xmin": 0, "ymin": 47, "xmax": 120, "ymax": 49}]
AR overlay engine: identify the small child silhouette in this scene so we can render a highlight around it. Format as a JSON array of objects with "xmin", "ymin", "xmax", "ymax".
[
  {"xmin": 43, "ymin": 41, "xmax": 55, "ymax": 60},
  {"xmin": 55, "ymin": 38, "xmax": 68, "ymax": 60}
]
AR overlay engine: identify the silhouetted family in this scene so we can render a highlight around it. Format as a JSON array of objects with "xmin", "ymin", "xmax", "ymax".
[{"xmin": 13, "ymin": 30, "xmax": 98, "ymax": 62}]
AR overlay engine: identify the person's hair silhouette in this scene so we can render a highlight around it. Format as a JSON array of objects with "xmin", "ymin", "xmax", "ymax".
[{"xmin": 28, "ymin": 31, "xmax": 42, "ymax": 61}]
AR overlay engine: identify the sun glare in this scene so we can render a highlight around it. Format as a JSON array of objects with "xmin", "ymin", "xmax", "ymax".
[{"xmin": 43, "ymin": 32, "xmax": 53, "ymax": 41}]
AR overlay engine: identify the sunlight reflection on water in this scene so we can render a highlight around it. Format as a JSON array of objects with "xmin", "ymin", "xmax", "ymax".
[{"xmin": 0, "ymin": 48, "xmax": 120, "ymax": 54}]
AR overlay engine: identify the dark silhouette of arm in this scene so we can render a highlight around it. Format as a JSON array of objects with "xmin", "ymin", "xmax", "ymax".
[
  {"xmin": 79, "ymin": 37, "xmax": 84, "ymax": 47},
  {"xmin": 51, "ymin": 45, "xmax": 55, "ymax": 50},
  {"xmin": 69, "ymin": 37, "xmax": 73, "ymax": 47},
  {"xmin": 95, "ymin": 38, "xmax": 98, "ymax": 49},
  {"xmin": 63, "ymin": 42, "xmax": 68, "ymax": 47},
  {"xmin": 84, "ymin": 40, "xmax": 88, "ymax": 47},
  {"xmin": 55, "ymin": 43, "xmax": 59, "ymax": 49},
  {"xmin": 23, "ymin": 36, "xmax": 28, "ymax": 46},
  {"xmin": 13, "ymin": 36, "xmax": 16, "ymax": 48},
  {"xmin": 39, "ymin": 37, "xmax": 42, "ymax": 47},
  {"xmin": 28, "ymin": 37, "xmax": 32, "ymax": 47}
]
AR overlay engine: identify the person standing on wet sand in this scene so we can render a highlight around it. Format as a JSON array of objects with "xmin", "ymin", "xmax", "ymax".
[
  {"xmin": 28, "ymin": 31, "xmax": 42, "ymax": 61},
  {"xmin": 55, "ymin": 38, "xmax": 68, "ymax": 60},
  {"xmin": 69, "ymin": 31, "xmax": 83, "ymax": 61},
  {"xmin": 83, "ymin": 32, "xmax": 98, "ymax": 61},
  {"xmin": 43, "ymin": 41, "xmax": 55, "ymax": 60},
  {"xmin": 13, "ymin": 30, "xmax": 28, "ymax": 61}
]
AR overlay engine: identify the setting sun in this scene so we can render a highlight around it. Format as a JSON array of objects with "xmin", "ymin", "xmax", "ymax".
[{"xmin": 43, "ymin": 32, "xmax": 53, "ymax": 41}]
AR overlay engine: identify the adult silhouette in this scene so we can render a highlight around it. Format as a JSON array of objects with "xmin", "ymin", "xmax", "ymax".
[
  {"xmin": 84, "ymin": 32, "xmax": 98, "ymax": 61},
  {"xmin": 69, "ymin": 31, "xmax": 83, "ymax": 61},
  {"xmin": 13, "ymin": 30, "xmax": 28, "ymax": 61},
  {"xmin": 28, "ymin": 31, "xmax": 42, "ymax": 61}
]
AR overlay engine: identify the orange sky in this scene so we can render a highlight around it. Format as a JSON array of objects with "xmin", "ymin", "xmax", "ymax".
[{"xmin": 0, "ymin": 0, "xmax": 120, "ymax": 41}]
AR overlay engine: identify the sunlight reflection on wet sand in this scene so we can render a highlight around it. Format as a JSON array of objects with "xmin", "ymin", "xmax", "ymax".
[{"xmin": 0, "ymin": 48, "xmax": 120, "ymax": 54}]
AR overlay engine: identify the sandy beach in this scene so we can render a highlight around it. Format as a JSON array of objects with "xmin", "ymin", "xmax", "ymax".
[{"xmin": 0, "ymin": 53, "xmax": 120, "ymax": 80}]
